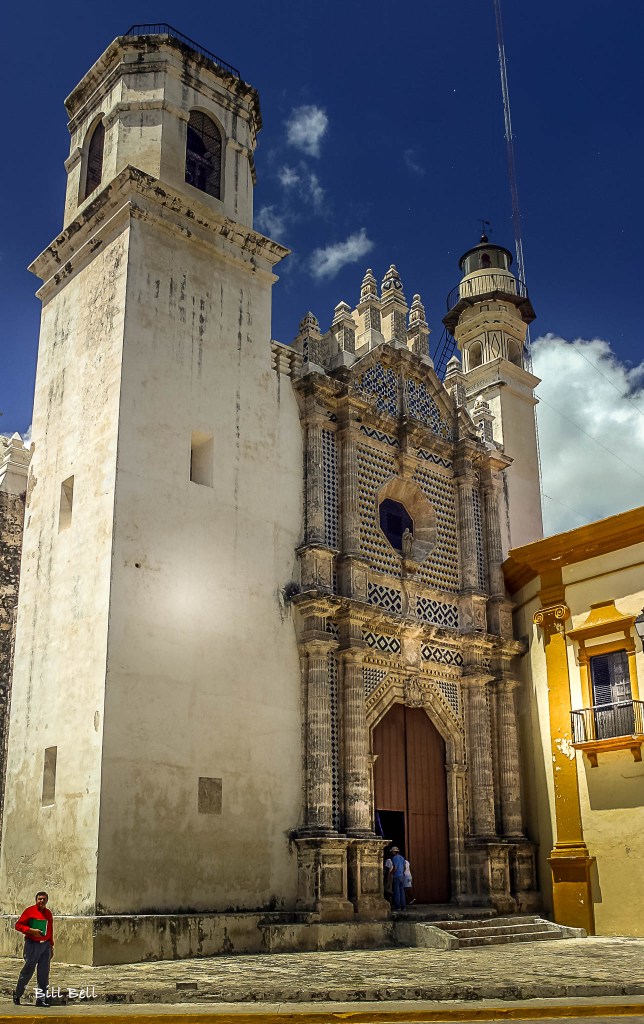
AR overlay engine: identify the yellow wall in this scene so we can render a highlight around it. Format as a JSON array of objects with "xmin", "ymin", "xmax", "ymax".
[{"xmin": 508, "ymin": 524, "xmax": 644, "ymax": 936}]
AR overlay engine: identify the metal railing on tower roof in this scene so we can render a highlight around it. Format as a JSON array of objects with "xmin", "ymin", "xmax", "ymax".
[{"xmin": 123, "ymin": 24, "xmax": 240, "ymax": 79}]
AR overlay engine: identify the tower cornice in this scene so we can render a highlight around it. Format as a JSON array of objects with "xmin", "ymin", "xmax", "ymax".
[{"xmin": 29, "ymin": 166, "xmax": 289, "ymax": 298}]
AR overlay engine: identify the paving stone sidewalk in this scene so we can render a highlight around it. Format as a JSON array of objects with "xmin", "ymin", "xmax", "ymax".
[{"xmin": 0, "ymin": 938, "xmax": 643, "ymax": 1006}]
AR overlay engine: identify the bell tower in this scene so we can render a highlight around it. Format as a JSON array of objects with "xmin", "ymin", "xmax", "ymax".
[
  {"xmin": 0, "ymin": 27, "xmax": 303, "ymax": 964},
  {"xmin": 443, "ymin": 234, "xmax": 543, "ymax": 553}
]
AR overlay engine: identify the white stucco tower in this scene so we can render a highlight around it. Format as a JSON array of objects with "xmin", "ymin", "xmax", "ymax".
[
  {"xmin": 443, "ymin": 235, "xmax": 543, "ymax": 554},
  {"xmin": 0, "ymin": 28, "xmax": 304, "ymax": 961}
]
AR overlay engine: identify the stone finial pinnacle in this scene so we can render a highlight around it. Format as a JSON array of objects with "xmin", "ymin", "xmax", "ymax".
[
  {"xmin": 381, "ymin": 264, "xmax": 405, "ymax": 303},
  {"xmin": 409, "ymin": 293, "xmax": 427, "ymax": 327},
  {"xmin": 360, "ymin": 268, "xmax": 378, "ymax": 303},
  {"xmin": 299, "ymin": 311, "xmax": 320, "ymax": 333},
  {"xmin": 332, "ymin": 301, "xmax": 352, "ymax": 324}
]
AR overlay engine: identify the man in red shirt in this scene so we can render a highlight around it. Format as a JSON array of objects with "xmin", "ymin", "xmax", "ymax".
[{"xmin": 13, "ymin": 891, "xmax": 54, "ymax": 1006}]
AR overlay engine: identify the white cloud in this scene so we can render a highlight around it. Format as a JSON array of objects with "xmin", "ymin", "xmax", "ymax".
[
  {"xmin": 278, "ymin": 165, "xmax": 300, "ymax": 187},
  {"xmin": 309, "ymin": 229, "xmax": 374, "ymax": 280},
  {"xmin": 286, "ymin": 105, "xmax": 328, "ymax": 157},
  {"xmin": 532, "ymin": 333, "xmax": 644, "ymax": 536},
  {"xmin": 307, "ymin": 172, "xmax": 325, "ymax": 213},
  {"xmin": 255, "ymin": 205, "xmax": 288, "ymax": 240},
  {"xmin": 404, "ymin": 149, "xmax": 425, "ymax": 177}
]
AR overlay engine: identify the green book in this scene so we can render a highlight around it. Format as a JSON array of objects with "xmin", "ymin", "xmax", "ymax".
[{"xmin": 27, "ymin": 918, "xmax": 46, "ymax": 935}]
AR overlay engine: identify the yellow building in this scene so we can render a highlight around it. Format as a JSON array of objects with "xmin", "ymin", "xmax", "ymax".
[{"xmin": 505, "ymin": 506, "xmax": 644, "ymax": 936}]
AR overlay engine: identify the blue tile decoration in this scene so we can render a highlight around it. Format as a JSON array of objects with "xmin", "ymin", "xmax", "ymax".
[
  {"xmin": 405, "ymin": 377, "xmax": 453, "ymax": 439},
  {"xmin": 368, "ymin": 581, "xmax": 403, "ymax": 614},
  {"xmin": 435, "ymin": 679, "xmax": 462, "ymax": 718},
  {"xmin": 421, "ymin": 644, "xmax": 464, "ymax": 666},
  {"xmin": 359, "ymin": 425, "xmax": 399, "ymax": 448},
  {"xmin": 322, "ymin": 429, "xmax": 338, "ymax": 549},
  {"xmin": 355, "ymin": 362, "xmax": 399, "ymax": 418},
  {"xmin": 413, "ymin": 465, "xmax": 460, "ymax": 593},
  {"xmin": 416, "ymin": 448, "xmax": 452, "ymax": 470},
  {"xmin": 472, "ymin": 487, "xmax": 488, "ymax": 591},
  {"xmin": 362, "ymin": 630, "xmax": 401, "ymax": 654},
  {"xmin": 416, "ymin": 596, "xmax": 459, "ymax": 628},
  {"xmin": 357, "ymin": 443, "xmax": 400, "ymax": 574}
]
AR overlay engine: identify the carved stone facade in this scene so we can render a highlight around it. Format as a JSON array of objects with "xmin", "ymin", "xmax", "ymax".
[{"xmin": 289, "ymin": 265, "xmax": 538, "ymax": 916}]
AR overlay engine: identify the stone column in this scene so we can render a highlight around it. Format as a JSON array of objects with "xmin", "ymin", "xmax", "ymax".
[
  {"xmin": 462, "ymin": 676, "xmax": 496, "ymax": 836},
  {"xmin": 341, "ymin": 649, "xmax": 372, "ymax": 837},
  {"xmin": 495, "ymin": 677, "xmax": 524, "ymax": 837},
  {"xmin": 305, "ymin": 405, "xmax": 326, "ymax": 546},
  {"xmin": 302, "ymin": 640, "xmax": 335, "ymax": 834}
]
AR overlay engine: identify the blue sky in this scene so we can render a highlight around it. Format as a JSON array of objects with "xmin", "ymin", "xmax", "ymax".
[{"xmin": 2, "ymin": 0, "xmax": 644, "ymax": 533}]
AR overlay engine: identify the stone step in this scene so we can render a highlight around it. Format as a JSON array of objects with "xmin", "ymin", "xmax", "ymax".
[
  {"xmin": 447, "ymin": 922, "xmax": 556, "ymax": 939},
  {"xmin": 429, "ymin": 915, "xmax": 541, "ymax": 932},
  {"xmin": 455, "ymin": 928, "xmax": 562, "ymax": 947}
]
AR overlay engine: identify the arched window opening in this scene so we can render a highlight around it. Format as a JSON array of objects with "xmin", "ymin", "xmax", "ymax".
[
  {"xmin": 185, "ymin": 111, "xmax": 222, "ymax": 199},
  {"xmin": 469, "ymin": 343, "xmax": 483, "ymax": 370},
  {"xmin": 507, "ymin": 341, "xmax": 523, "ymax": 367},
  {"xmin": 84, "ymin": 120, "xmax": 105, "ymax": 199}
]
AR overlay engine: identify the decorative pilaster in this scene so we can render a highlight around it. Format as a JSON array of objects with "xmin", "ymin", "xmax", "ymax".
[
  {"xmin": 456, "ymin": 474, "xmax": 479, "ymax": 593},
  {"xmin": 494, "ymin": 677, "xmax": 524, "ymax": 837},
  {"xmin": 462, "ymin": 675, "xmax": 496, "ymax": 836},
  {"xmin": 301, "ymin": 639, "xmax": 336, "ymax": 835},
  {"xmin": 304, "ymin": 401, "xmax": 326, "ymax": 546},
  {"xmin": 534, "ymin": 600, "xmax": 595, "ymax": 933},
  {"xmin": 446, "ymin": 762, "xmax": 469, "ymax": 902},
  {"xmin": 338, "ymin": 415, "xmax": 361, "ymax": 557},
  {"xmin": 340, "ymin": 648, "xmax": 372, "ymax": 837}
]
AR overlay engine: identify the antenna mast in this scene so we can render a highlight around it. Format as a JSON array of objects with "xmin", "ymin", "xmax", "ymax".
[{"xmin": 493, "ymin": 0, "xmax": 532, "ymax": 369}]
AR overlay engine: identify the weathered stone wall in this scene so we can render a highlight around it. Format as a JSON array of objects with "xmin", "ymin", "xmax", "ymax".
[{"xmin": 0, "ymin": 486, "xmax": 25, "ymax": 832}]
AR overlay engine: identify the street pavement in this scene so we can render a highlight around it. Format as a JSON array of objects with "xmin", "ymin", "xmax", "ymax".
[{"xmin": 0, "ymin": 936, "xmax": 643, "ymax": 1019}]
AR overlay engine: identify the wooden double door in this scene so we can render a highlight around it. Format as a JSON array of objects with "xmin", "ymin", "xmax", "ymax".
[{"xmin": 373, "ymin": 703, "xmax": 450, "ymax": 903}]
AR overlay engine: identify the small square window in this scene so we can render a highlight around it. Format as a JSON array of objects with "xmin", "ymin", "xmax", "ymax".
[
  {"xmin": 42, "ymin": 747, "xmax": 57, "ymax": 806},
  {"xmin": 198, "ymin": 777, "xmax": 222, "ymax": 814},
  {"xmin": 190, "ymin": 432, "xmax": 214, "ymax": 487},
  {"xmin": 59, "ymin": 476, "xmax": 74, "ymax": 532}
]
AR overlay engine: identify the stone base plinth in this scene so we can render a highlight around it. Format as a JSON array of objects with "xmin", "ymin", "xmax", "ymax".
[
  {"xmin": 0, "ymin": 912, "xmax": 400, "ymax": 966},
  {"xmin": 347, "ymin": 838, "xmax": 390, "ymax": 919},
  {"xmin": 295, "ymin": 837, "xmax": 355, "ymax": 920}
]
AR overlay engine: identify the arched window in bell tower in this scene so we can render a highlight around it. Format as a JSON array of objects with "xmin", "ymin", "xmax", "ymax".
[
  {"xmin": 185, "ymin": 111, "xmax": 222, "ymax": 199},
  {"xmin": 83, "ymin": 119, "xmax": 105, "ymax": 200}
]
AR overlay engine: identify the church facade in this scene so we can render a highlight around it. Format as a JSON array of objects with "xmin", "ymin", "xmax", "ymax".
[{"xmin": 0, "ymin": 29, "xmax": 544, "ymax": 963}]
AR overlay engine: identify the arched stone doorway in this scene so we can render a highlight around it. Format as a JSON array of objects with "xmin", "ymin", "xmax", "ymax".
[{"xmin": 373, "ymin": 703, "xmax": 450, "ymax": 903}]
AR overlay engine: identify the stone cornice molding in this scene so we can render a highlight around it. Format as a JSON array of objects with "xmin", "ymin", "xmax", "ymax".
[
  {"xmin": 65, "ymin": 36, "xmax": 260, "ymax": 135},
  {"xmin": 30, "ymin": 167, "xmax": 289, "ymax": 298},
  {"xmin": 299, "ymin": 637, "xmax": 338, "ymax": 657}
]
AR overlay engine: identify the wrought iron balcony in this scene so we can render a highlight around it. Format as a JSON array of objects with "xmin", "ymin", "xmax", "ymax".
[
  {"xmin": 123, "ymin": 24, "xmax": 240, "ymax": 79},
  {"xmin": 570, "ymin": 699, "xmax": 644, "ymax": 767},
  {"xmin": 443, "ymin": 273, "xmax": 534, "ymax": 333}
]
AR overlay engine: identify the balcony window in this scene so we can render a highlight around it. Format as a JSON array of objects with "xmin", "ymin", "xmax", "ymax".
[{"xmin": 568, "ymin": 600, "xmax": 643, "ymax": 765}]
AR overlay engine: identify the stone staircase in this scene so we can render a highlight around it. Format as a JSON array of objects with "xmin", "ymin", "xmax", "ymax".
[{"xmin": 394, "ymin": 912, "xmax": 586, "ymax": 949}]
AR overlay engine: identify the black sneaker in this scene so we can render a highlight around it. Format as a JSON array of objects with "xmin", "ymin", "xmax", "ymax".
[
  {"xmin": 12, "ymin": 991, "xmax": 20, "ymax": 1005},
  {"xmin": 35, "ymin": 998, "xmax": 50, "ymax": 1007}
]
